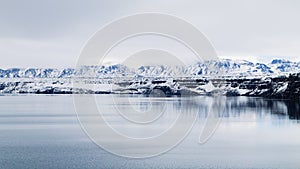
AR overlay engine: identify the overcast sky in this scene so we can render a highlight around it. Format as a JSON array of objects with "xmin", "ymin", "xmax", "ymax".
[{"xmin": 1, "ymin": 0, "xmax": 300, "ymax": 68}]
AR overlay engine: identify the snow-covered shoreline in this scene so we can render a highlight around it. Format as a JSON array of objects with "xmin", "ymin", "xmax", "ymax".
[{"xmin": 0, "ymin": 59, "xmax": 299, "ymax": 98}]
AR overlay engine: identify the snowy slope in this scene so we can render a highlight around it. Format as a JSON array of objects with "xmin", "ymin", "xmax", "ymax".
[
  {"xmin": 0, "ymin": 59, "xmax": 299, "ymax": 98},
  {"xmin": 1, "ymin": 59, "xmax": 299, "ymax": 78}
]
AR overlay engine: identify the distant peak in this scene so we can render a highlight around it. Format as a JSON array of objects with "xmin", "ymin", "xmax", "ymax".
[{"xmin": 271, "ymin": 59, "xmax": 291, "ymax": 64}]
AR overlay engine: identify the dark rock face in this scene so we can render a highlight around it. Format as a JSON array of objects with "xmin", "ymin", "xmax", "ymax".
[
  {"xmin": 281, "ymin": 73, "xmax": 300, "ymax": 99},
  {"xmin": 0, "ymin": 73, "xmax": 299, "ymax": 99},
  {"xmin": 251, "ymin": 73, "xmax": 299, "ymax": 99},
  {"xmin": 226, "ymin": 90, "xmax": 240, "ymax": 96},
  {"xmin": 143, "ymin": 73, "xmax": 300, "ymax": 99}
]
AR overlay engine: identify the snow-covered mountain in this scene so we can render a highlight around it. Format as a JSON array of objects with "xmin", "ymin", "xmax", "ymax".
[
  {"xmin": 0, "ymin": 59, "xmax": 299, "ymax": 78},
  {"xmin": 0, "ymin": 59, "xmax": 299, "ymax": 98}
]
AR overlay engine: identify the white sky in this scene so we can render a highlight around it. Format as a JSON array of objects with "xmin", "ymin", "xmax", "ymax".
[{"xmin": 0, "ymin": 0, "xmax": 300, "ymax": 68}]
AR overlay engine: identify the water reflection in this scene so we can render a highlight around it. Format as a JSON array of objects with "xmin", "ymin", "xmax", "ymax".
[
  {"xmin": 1, "ymin": 95, "xmax": 300, "ymax": 169},
  {"xmin": 119, "ymin": 96, "xmax": 300, "ymax": 121},
  {"xmin": 221, "ymin": 97, "xmax": 300, "ymax": 121}
]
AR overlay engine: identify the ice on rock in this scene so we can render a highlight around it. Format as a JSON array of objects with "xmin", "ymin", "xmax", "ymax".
[{"xmin": 0, "ymin": 59, "xmax": 299, "ymax": 98}]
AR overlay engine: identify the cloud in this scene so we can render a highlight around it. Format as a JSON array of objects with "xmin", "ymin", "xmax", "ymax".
[{"xmin": 0, "ymin": 0, "xmax": 300, "ymax": 68}]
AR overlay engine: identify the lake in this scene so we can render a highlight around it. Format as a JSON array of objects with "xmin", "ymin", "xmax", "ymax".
[{"xmin": 0, "ymin": 95, "xmax": 300, "ymax": 169}]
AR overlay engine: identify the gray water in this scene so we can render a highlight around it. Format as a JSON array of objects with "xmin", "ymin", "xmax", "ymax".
[{"xmin": 0, "ymin": 95, "xmax": 300, "ymax": 169}]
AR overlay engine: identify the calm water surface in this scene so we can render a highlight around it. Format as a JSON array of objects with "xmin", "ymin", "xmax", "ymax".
[{"xmin": 0, "ymin": 95, "xmax": 300, "ymax": 169}]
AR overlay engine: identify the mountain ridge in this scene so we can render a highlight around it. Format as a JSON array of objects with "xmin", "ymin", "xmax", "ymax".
[
  {"xmin": 0, "ymin": 59, "xmax": 299, "ymax": 78},
  {"xmin": 0, "ymin": 59, "xmax": 299, "ymax": 98}
]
